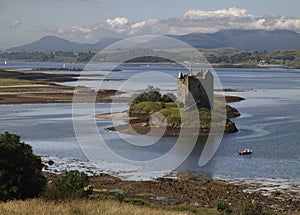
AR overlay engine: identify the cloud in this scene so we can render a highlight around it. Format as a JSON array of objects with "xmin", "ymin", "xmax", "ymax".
[
  {"xmin": 48, "ymin": 7, "xmax": 300, "ymax": 43},
  {"xmin": 106, "ymin": 17, "xmax": 129, "ymax": 27},
  {"xmin": 105, "ymin": 17, "xmax": 130, "ymax": 33},
  {"xmin": 0, "ymin": 20, "xmax": 22, "ymax": 29},
  {"xmin": 131, "ymin": 21, "xmax": 147, "ymax": 29},
  {"xmin": 51, "ymin": 24, "xmax": 101, "ymax": 41},
  {"xmin": 271, "ymin": 17, "xmax": 300, "ymax": 32},
  {"xmin": 184, "ymin": 7, "xmax": 250, "ymax": 19}
]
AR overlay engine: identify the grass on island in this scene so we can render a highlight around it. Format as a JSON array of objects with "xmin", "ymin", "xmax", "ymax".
[
  {"xmin": 130, "ymin": 101, "xmax": 226, "ymax": 127},
  {"xmin": 130, "ymin": 101, "xmax": 177, "ymax": 113},
  {"xmin": 0, "ymin": 199, "xmax": 222, "ymax": 215}
]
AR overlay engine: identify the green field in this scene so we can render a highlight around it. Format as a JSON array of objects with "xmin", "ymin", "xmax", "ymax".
[{"xmin": 0, "ymin": 78, "xmax": 46, "ymax": 86}]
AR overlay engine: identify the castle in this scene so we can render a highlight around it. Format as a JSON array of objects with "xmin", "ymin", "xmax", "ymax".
[{"xmin": 177, "ymin": 69, "xmax": 214, "ymax": 110}]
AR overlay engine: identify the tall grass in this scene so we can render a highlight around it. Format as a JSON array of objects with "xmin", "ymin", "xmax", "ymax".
[{"xmin": 0, "ymin": 199, "xmax": 193, "ymax": 215}]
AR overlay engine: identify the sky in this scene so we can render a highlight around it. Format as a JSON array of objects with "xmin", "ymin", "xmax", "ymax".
[{"xmin": 0, "ymin": 0, "xmax": 300, "ymax": 49}]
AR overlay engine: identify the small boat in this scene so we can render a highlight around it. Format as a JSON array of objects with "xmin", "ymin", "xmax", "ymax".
[
  {"xmin": 238, "ymin": 149, "xmax": 252, "ymax": 155},
  {"xmin": 4, "ymin": 61, "xmax": 7, "ymax": 65}
]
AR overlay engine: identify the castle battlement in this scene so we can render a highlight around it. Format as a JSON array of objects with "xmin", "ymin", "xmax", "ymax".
[{"xmin": 177, "ymin": 69, "xmax": 213, "ymax": 110}]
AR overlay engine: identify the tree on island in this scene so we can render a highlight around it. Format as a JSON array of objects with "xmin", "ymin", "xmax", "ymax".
[
  {"xmin": 0, "ymin": 132, "xmax": 46, "ymax": 201},
  {"xmin": 131, "ymin": 85, "xmax": 176, "ymax": 105}
]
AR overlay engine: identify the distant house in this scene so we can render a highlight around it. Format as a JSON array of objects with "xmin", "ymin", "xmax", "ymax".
[{"xmin": 177, "ymin": 69, "xmax": 213, "ymax": 110}]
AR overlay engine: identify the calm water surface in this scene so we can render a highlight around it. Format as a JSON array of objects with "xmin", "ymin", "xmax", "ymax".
[{"xmin": 0, "ymin": 62, "xmax": 299, "ymax": 183}]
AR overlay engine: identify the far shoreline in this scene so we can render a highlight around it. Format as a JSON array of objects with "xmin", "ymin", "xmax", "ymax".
[{"xmin": 1, "ymin": 60, "xmax": 292, "ymax": 69}]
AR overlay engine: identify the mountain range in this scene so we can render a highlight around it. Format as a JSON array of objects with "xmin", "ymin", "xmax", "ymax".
[{"xmin": 9, "ymin": 30, "xmax": 300, "ymax": 52}]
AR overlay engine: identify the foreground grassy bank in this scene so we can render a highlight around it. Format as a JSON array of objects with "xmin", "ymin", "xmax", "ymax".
[
  {"xmin": 38, "ymin": 172, "xmax": 298, "ymax": 215},
  {"xmin": 0, "ymin": 172, "xmax": 298, "ymax": 215},
  {"xmin": 0, "ymin": 199, "xmax": 197, "ymax": 215}
]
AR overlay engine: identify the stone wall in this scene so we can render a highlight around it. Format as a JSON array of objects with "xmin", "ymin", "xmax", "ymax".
[{"xmin": 177, "ymin": 70, "xmax": 213, "ymax": 110}]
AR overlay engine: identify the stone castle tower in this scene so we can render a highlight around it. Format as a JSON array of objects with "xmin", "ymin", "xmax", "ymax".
[{"xmin": 177, "ymin": 69, "xmax": 214, "ymax": 110}]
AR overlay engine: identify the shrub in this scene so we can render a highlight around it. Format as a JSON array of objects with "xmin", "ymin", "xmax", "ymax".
[
  {"xmin": 216, "ymin": 200, "xmax": 232, "ymax": 214},
  {"xmin": 55, "ymin": 170, "xmax": 92, "ymax": 199},
  {"xmin": 132, "ymin": 86, "xmax": 162, "ymax": 105},
  {"xmin": 131, "ymin": 86, "xmax": 176, "ymax": 105},
  {"xmin": 160, "ymin": 93, "xmax": 176, "ymax": 103},
  {"xmin": 0, "ymin": 131, "xmax": 46, "ymax": 201}
]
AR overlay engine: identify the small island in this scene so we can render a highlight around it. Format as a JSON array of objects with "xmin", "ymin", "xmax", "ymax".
[
  {"xmin": 104, "ymin": 101, "xmax": 240, "ymax": 136},
  {"xmin": 101, "ymin": 69, "xmax": 242, "ymax": 136}
]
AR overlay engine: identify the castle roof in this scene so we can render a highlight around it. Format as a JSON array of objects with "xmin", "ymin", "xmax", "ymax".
[
  {"xmin": 178, "ymin": 69, "xmax": 212, "ymax": 80},
  {"xmin": 178, "ymin": 71, "xmax": 184, "ymax": 79}
]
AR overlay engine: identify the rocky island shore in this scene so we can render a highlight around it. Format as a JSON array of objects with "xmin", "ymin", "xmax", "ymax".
[{"xmin": 97, "ymin": 96, "xmax": 242, "ymax": 136}]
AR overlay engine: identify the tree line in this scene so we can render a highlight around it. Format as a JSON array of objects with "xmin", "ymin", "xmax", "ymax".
[{"xmin": 0, "ymin": 49, "xmax": 299, "ymax": 67}]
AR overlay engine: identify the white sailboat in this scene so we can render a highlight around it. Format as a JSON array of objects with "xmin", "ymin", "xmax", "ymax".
[{"xmin": 4, "ymin": 61, "xmax": 7, "ymax": 65}]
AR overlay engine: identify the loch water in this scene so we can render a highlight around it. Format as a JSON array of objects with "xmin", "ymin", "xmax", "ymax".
[{"xmin": 0, "ymin": 62, "xmax": 299, "ymax": 184}]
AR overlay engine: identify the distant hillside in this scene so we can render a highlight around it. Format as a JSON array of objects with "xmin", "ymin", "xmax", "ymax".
[
  {"xmin": 9, "ymin": 36, "xmax": 91, "ymax": 51},
  {"xmin": 9, "ymin": 30, "xmax": 300, "ymax": 52},
  {"xmin": 170, "ymin": 30, "xmax": 300, "ymax": 51},
  {"xmin": 213, "ymin": 29, "xmax": 300, "ymax": 51},
  {"xmin": 92, "ymin": 38, "xmax": 122, "ymax": 50},
  {"xmin": 9, "ymin": 36, "xmax": 123, "ymax": 52},
  {"xmin": 168, "ymin": 33, "xmax": 226, "ymax": 49}
]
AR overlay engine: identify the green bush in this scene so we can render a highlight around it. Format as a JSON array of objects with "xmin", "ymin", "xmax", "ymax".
[
  {"xmin": 131, "ymin": 86, "xmax": 176, "ymax": 105},
  {"xmin": 160, "ymin": 93, "xmax": 177, "ymax": 103},
  {"xmin": 55, "ymin": 170, "xmax": 92, "ymax": 199},
  {"xmin": 0, "ymin": 132, "xmax": 46, "ymax": 201},
  {"xmin": 132, "ymin": 86, "xmax": 162, "ymax": 104},
  {"xmin": 216, "ymin": 200, "xmax": 232, "ymax": 214}
]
